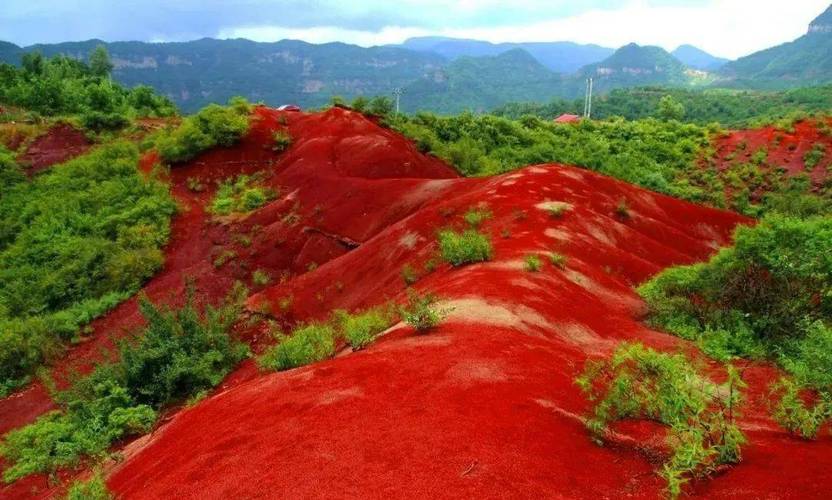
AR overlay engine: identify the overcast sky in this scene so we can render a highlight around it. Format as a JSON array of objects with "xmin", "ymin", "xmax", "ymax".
[{"xmin": 2, "ymin": 0, "xmax": 830, "ymax": 59}]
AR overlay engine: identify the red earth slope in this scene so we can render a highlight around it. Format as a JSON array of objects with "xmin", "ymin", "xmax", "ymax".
[
  {"xmin": 16, "ymin": 124, "xmax": 91, "ymax": 174},
  {"xmin": 5, "ymin": 108, "xmax": 832, "ymax": 499}
]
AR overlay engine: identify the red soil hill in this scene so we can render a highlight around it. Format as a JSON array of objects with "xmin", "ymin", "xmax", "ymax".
[{"xmin": 4, "ymin": 107, "xmax": 832, "ymax": 499}]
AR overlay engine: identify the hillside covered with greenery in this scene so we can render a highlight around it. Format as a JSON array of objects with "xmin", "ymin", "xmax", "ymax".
[
  {"xmin": 0, "ymin": 47, "xmax": 175, "ymax": 130},
  {"xmin": 494, "ymin": 86, "xmax": 832, "ymax": 127}
]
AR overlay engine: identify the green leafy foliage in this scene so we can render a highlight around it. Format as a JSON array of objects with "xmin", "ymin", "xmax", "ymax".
[
  {"xmin": 462, "ymin": 206, "xmax": 492, "ymax": 228},
  {"xmin": 156, "ymin": 99, "xmax": 250, "ymax": 163},
  {"xmin": 771, "ymin": 377, "xmax": 832, "ymax": 439},
  {"xmin": 438, "ymin": 228, "xmax": 493, "ymax": 266},
  {"xmin": 494, "ymin": 86, "xmax": 832, "ymax": 128},
  {"xmin": 0, "ymin": 142, "xmax": 176, "ymax": 396},
  {"xmin": 252, "ymin": 269, "xmax": 271, "ymax": 286},
  {"xmin": 549, "ymin": 252, "xmax": 568, "ymax": 269},
  {"xmin": 209, "ymin": 173, "xmax": 277, "ymax": 215},
  {"xmin": 0, "ymin": 285, "xmax": 248, "ymax": 483},
  {"xmin": 524, "ymin": 254, "xmax": 542, "ymax": 272},
  {"xmin": 0, "ymin": 145, "xmax": 25, "ymax": 195},
  {"xmin": 401, "ymin": 290, "xmax": 450, "ymax": 332},
  {"xmin": 0, "ymin": 50, "xmax": 175, "ymax": 124},
  {"xmin": 336, "ymin": 307, "xmax": 393, "ymax": 351},
  {"xmin": 639, "ymin": 215, "xmax": 832, "ymax": 438},
  {"xmin": 803, "ymin": 142, "xmax": 826, "ymax": 170},
  {"xmin": 258, "ymin": 324, "xmax": 336, "ymax": 371},
  {"xmin": 658, "ymin": 95, "xmax": 685, "ymax": 121},
  {"xmin": 576, "ymin": 343, "xmax": 745, "ymax": 498},
  {"xmin": 388, "ymin": 112, "xmax": 720, "ymax": 205},
  {"xmin": 272, "ymin": 130, "xmax": 293, "ymax": 152},
  {"xmin": 66, "ymin": 471, "xmax": 111, "ymax": 500}
]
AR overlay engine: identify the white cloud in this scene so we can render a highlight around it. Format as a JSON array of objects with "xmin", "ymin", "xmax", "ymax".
[{"xmin": 219, "ymin": 0, "xmax": 831, "ymax": 59}]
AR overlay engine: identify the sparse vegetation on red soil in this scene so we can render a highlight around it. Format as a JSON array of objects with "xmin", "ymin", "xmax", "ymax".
[{"xmin": 2, "ymin": 106, "xmax": 832, "ymax": 499}]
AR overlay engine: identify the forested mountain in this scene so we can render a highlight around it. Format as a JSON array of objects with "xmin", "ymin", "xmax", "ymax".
[
  {"xmin": 718, "ymin": 5, "xmax": 832, "ymax": 88},
  {"xmin": 401, "ymin": 49, "xmax": 565, "ymax": 113},
  {"xmin": 0, "ymin": 38, "xmax": 446, "ymax": 112},
  {"xmin": 577, "ymin": 44, "xmax": 692, "ymax": 93},
  {"xmin": 396, "ymin": 37, "xmax": 614, "ymax": 73}
]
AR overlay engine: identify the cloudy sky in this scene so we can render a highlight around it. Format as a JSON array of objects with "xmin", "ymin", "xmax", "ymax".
[{"xmin": 2, "ymin": 0, "xmax": 830, "ymax": 59}]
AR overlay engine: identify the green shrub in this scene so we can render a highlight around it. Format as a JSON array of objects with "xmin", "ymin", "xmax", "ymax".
[
  {"xmin": 771, "ymin": 378, "xmax": 831, "ymax": 439},
  {"xmin": 401, "ymin": 291, "xmax": 449, "ymax": 332},
  {"xmin": 547, "ymin": 203, "xmax": 569, "ymax": 218},
  {"xmin": 576, "ymin": 343, "xmax": 745, "ymax": 498},
  {"xmin": 272, "ymin": 130, "xmax": 293, "ymax": 152},
  {"xmin": 336, "ymin": 308, "xmax": 392, "ymax": 350},
  {"xmin": 213, "ymin": 250, "xmax": 237, "ymax": 268},
  {"xmin": 66, "ymin": 471, "xmax": 111, "ymax": 500},
  {"xmin": 210, "ymin": 173, "xmax": 276, "ymax": 216},
  {"xmin": 252, "ymin": 269, "xmax": 271, "ymax": 286},
  {"xmin": 463, "ymin": 207, "xmax": 492, "ymax": 228},
  {"xmin": 156, "ymin": 100, "xmax": 250, "ymax": 163},
  {"xmin": 258, "ymin": 324, "xmax": 335, "ymax": 371},
  {"xmin": 401, "ymin": 264, "xmax": 418, "ymax": 285},
  {"xmin": 803, "ymin": 143, "xmax": 826, "ymax": 171},
  {"xmin": 524, "ymin": 254, "xmax": 542, "ymax": 272},
  {"xmin": 80, "ymin": 111, "xmax": 130, "ymax": 132},
  {"xmin": 0, "ymin": 146, "xmax": 25, "ymax": 195},
  {"xmin": 549, "ymin": 252, "xmax": 568, "ymax": 269},
  {"xmin": 0, "ymin": 285, "xmax": 248, "ymax": 483},
  {"xmin": 438, "ymin": 229, "xmax": 493, "ymax": 266}
]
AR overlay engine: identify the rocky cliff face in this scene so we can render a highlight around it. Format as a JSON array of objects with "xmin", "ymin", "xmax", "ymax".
[{"xmin": 809, "ymin": 5, "xmax": 832, "ymax": 34}]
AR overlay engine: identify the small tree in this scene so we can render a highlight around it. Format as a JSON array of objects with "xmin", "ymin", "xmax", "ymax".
[
  {"xmin": 658, "ymin": 95, "xmax": 685, "ymax": 121},
  {"xmin": 89, "ymin": 45, "xmax": 114, "ymax": 78}
]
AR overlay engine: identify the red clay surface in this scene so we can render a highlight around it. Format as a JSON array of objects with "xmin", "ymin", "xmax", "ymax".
[
  {"xmin": 712, "ymin": 118, "xmax": 832, "ymax": 193},
  {"xmin": 15, "ymin": 124, "xmax": 91, "ymax": 175},
  {"xmin": 3, "ymin": 107, "xmax": 832, "ymax": 499}
]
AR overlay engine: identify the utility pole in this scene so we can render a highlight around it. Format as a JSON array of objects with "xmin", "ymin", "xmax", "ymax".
[
  {"xmin": 392, "ymin": 88, "xmax": 403, "ymax": 114},
  {"xmin": 583, "ymin": 79, "xmax": 589, "ymax": 118},
  {"xmin": 586, "ymin": 78, "xmax": 593, "ymax": 119}
]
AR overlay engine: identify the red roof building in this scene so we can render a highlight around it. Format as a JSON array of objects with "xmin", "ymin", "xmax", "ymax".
[{"xmin": 554, "ymin": 114, "xmax": 581, "ymax": 123}]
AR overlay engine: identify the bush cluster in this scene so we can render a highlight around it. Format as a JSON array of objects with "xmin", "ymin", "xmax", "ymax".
[
  {"xmin": 640, "ymin": 215, "xmax": 832, "ymax": 438},
  {"xmin": 0, "ymin": 142, "xmax": 176, "ymax": 396},
  {"xmin": 576, "ymin": 343, "xmax": 745, "ymax": 498},
  {"xmin": 258, "ymin": 305, "xmax": 396, "ymax": 370},
  {"xmin": 156, "ymin": 99, "xmax": 250, "ymax": 163},
  {"xmin": 0, "ymin": 48, "xmax": 176, "ymax": 129},
  {"xmin": 209, "ymin": 173, "xmax": 277, "ymax": 215},
  {"xmin": 0, "ymin": 285, "xmax": 249, "ymax": 483},
  {"xmin": 438, "ymin": 229, "xmax": 493, "ymax": 266},
  {"xmin": 386, "ymin": 112, "xmax": 716, "ymax": 205}
]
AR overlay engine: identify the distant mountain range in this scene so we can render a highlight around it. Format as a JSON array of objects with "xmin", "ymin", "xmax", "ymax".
[
  {"xmin": 1, "ymin": 4, "xmax": 831, "ymax": 114},
  {"xmin": 396, "ymin": 37, "xmax": 614, "ymax": 74}
]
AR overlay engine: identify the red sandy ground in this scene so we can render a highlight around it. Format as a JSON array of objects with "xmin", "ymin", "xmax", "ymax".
[
  {"xmin": 713, "ymin": 118, "xmax": 832, "ymax": 187},
  {"xmin": 2, "ymin": 107, "xmax": 831, "ymax": 499},
  {"xmin": 15, "ymin": 124, "xmax": 91, "ymax": 175}
]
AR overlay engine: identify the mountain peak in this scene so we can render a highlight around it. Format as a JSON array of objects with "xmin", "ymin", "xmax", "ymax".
[
  {"xmin": 809, "ymin": 4, "xmax": 832, "ymax": 34},
  {"xmin": 672, "ymin": 44, "xmax": 728, "ymax": 71}
]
